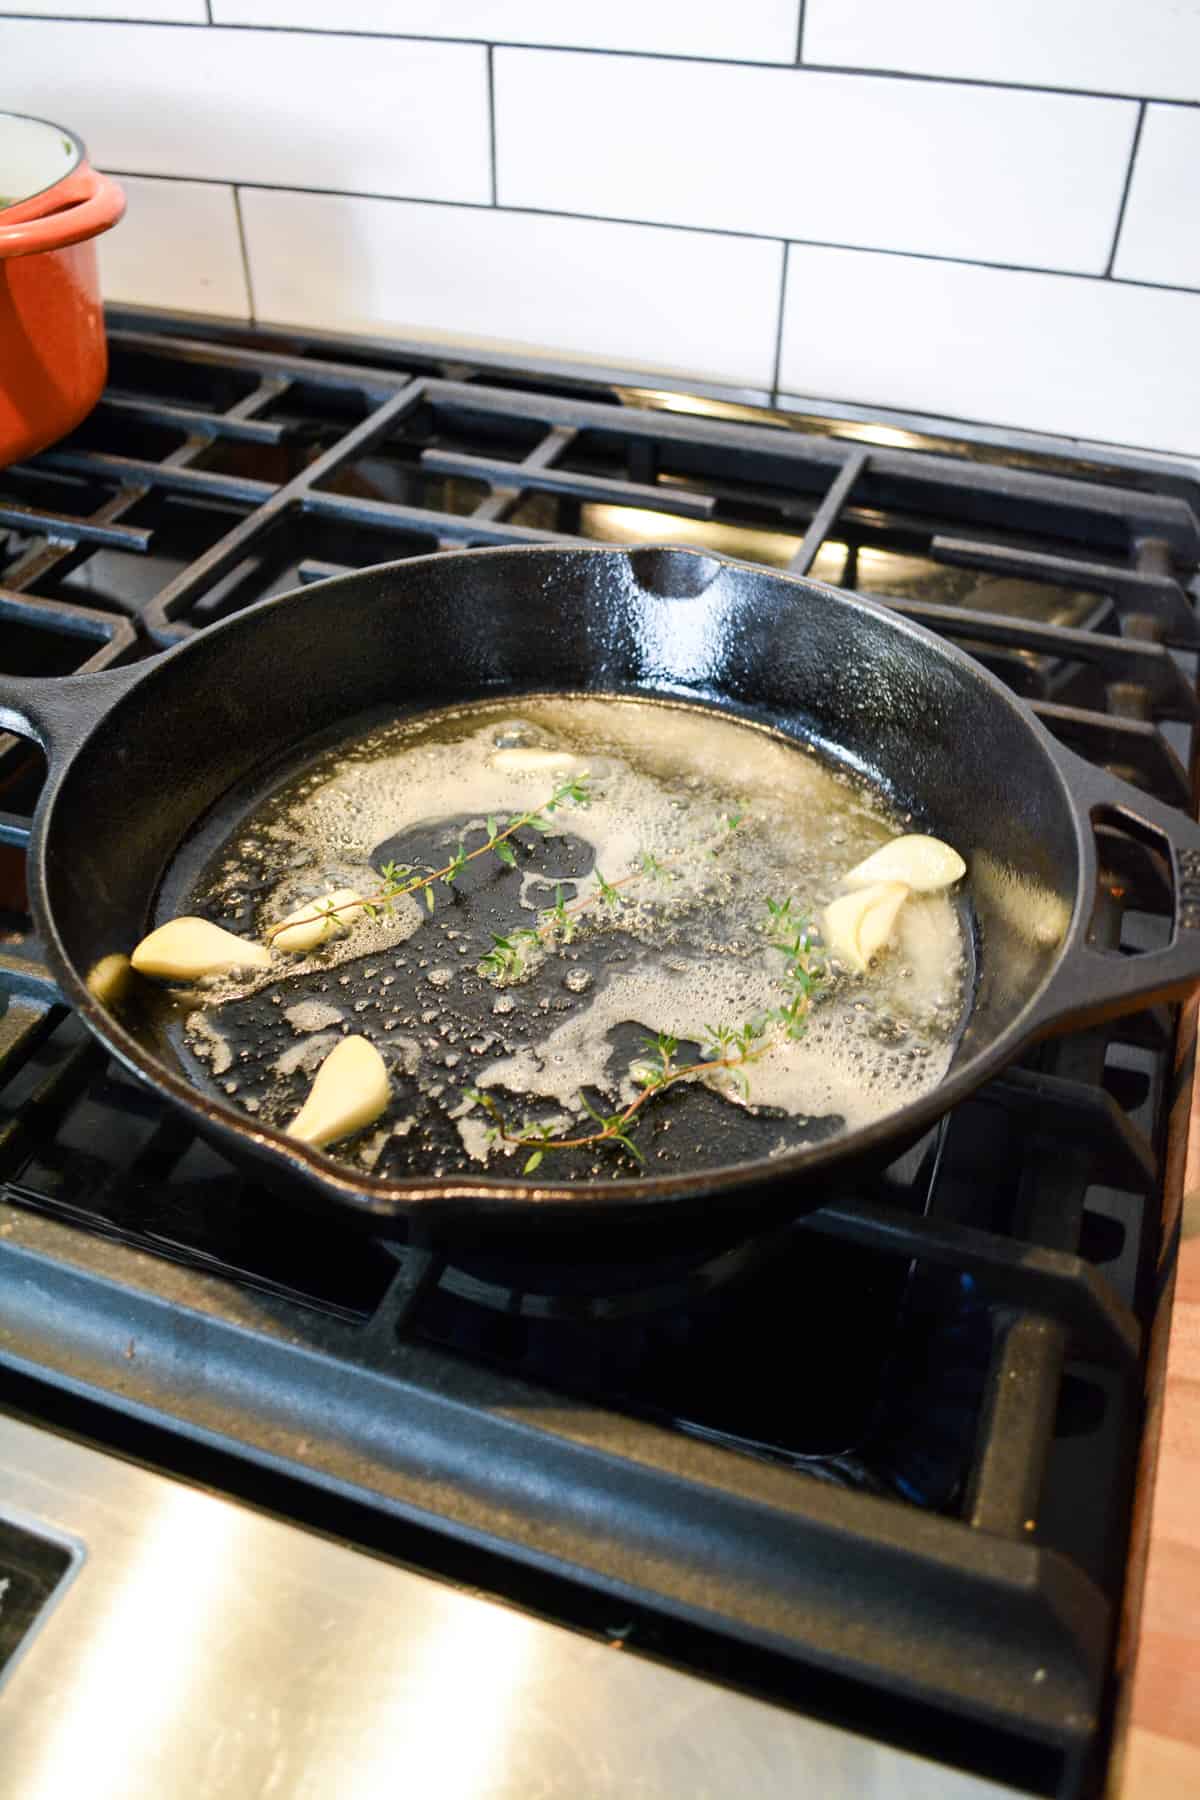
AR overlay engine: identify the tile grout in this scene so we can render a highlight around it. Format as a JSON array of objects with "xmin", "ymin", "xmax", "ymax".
[
  {"xmin": 486, "ymin": 44, "xmax": 498, "ymax": 207},
  {"xmin": 770, "ymin": 241, "xmax": 791, "ymax": 399},
  {"xmin": 230, "ymin": 183, "xmax": 256, "ymax": 323},
  {"xmin": 95, "ymin": 170, "xmax": 1200, "ymax": 300},
  {"xmin": 0, "ymin": 14, "xmax": 1197, "ymax": 107},
  {"xmin": 1105, "ymin": 100, "xmax": 1147, "ymax": 278}
]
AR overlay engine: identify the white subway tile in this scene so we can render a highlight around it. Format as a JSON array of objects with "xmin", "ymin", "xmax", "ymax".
[
  {"xmin": 212, "ymin": 0, "xmax": 802, "ymax": 62},
  {"xmin": 98, "ymin": 175, "xmax": 250, "ymax": 317},
  {"xmin": 0, "ymin": 20, "xmax": 489, "ymax": 202},
  {"xmin": 240, "ymin": 188, "xmax": 783, "ymax": 389},
  {"xmin": 1113, "ymin": 105, "xmax": 1200, "ymax": 291},
  {"xmin": 779, "ymin": 244, "xmax": 1200, "ymax": 455},
  {"xmin": 805, "ymin": 1, "xmax": 1200, "ymax": 104},
  {"xmin": 495, "ymin": 50, "xmax": 1135, "ymax": 273},
  {"xmin": 2, "ymin": 2, "xmax": 205, "ymax": 16}
]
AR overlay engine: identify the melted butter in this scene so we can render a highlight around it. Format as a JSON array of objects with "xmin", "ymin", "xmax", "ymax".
[{"xmin": 188, "ymin": 695, "xmax": 970, "ymax": 1175}]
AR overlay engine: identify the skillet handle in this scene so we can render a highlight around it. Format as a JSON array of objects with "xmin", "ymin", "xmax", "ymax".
[
  {"xmin": 1028, "ymin": 745, "xmax": 1200, "ymax": 1036},
  {"xmin": 0, "ymin": 663, "xmax": 146, "ymax": 768}
]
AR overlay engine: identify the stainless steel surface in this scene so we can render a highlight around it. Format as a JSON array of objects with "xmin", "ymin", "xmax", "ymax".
[{"xmin": 0, "ymin": 1412, "xmax": 1022, "ymax": 1800}]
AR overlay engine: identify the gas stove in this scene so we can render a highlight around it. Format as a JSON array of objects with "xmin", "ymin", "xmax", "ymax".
[{"xmin": 1, "ymin": 312, "xmax": 1197, "ymax": 1799}]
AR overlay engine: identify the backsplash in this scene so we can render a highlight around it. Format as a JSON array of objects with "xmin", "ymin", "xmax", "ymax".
[{"xmin": 2, "ymin": 3, "xmax": 1198, "ymax": 453}]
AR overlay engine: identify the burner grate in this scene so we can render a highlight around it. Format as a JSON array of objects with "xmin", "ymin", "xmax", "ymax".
[{"xmin": 1, "ymin": 312, "xmax": 1198, "ymax": 1798}]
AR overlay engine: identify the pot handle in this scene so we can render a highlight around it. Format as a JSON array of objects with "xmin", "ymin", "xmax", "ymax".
[
  {"xmin": 0, "ymin": 662, "xmax": 147, "ymax": 769},
  {"xmin": 1028, "ymin": 745, "xmax": 1200, "ymax": 1036},
  {"xmin": 0, "ymin": 168, "xmax": 125, "ymax": 258}
]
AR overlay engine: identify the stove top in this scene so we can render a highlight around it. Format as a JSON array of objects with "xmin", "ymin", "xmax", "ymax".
[{"xmin": 1, "ymin": 311, "xmax": 1198, "ymax": 1799}]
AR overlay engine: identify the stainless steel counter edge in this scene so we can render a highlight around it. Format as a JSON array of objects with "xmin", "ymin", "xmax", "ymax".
[{"xmin": 0, "ymin": 1411, "xmax": 1023, "ymax": 1799}]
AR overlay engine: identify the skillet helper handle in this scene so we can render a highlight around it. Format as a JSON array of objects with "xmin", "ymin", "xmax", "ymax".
[
  {"xmin": 1031, "ymin": 745, "xmax": 1200, "ymax": 1034},
  {"xmin": 0, "ymin": 663, "xmax": 145, "ymax": 768}
]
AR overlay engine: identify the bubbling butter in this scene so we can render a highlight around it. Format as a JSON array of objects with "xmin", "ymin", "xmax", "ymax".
[{"xmin": 181, "ymin": 695, "xmax": 971, "ymax": 1175}]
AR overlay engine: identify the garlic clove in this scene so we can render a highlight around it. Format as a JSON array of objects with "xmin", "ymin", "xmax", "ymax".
[
  {"xmin": 271, "ymin": 888, "xmax": 364, "ymax": 954},
  {"xmin": 487, "ymin": 747, "xmax": 588, "ymax": 774},
  {"xmin": 286, "ymin": 1035, "xmax": 391, "ymax": 1148},
  {"xmin": 822, "ymin": 881, "xmax": 910, "ymax": 975},
  {"xmin": 87, "ymin": 952, "xmax": 133, "ymax": 1006},
  {"xmin": 841, "ymin": 834, "xmax": 965, "ymax": 894},
  {"xmin": 131, "ymin": 917, "xmax": 271, "ymax": 981}
]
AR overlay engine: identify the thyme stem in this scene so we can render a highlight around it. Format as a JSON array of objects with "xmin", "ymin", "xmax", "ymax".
[
  {"xmin": 481, "ymin": 1048, "xmax": 759, "ymax": 1166},
  {"xmin": 469, "ymin": 896, "xmax": 824, "ymax": 1171},
  {"xmin": 263, "ymin": 774, "xmax": 590, "ymax": 945}
]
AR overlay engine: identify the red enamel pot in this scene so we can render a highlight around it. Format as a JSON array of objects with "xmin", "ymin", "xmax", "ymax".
[{"xmin": 0, "ymin": 112, "xmax": 125, "ymax": 468}]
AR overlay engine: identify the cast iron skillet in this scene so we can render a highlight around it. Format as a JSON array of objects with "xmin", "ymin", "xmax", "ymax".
[{"xmin": 2, "ymin": 543, "xmax": 1200, "ymax": 1245}]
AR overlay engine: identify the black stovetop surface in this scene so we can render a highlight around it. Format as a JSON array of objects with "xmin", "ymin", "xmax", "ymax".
[{"xmin": 1, "ymin": 311, "xmax": 1198, "ymax": 1798}]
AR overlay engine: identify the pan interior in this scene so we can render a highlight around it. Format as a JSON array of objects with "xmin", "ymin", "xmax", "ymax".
[{"xmin": 139, "ymin": 691, "xmax": 973, "ymax": 1185}]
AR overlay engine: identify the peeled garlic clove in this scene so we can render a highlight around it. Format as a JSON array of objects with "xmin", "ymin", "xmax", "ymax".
[
  {"xmin": 841, "ymin": 834, "xmax": 965, "ymax": 894},
  {"xmin": 271, "ymin": 888, "xmax": 364, "ymax": 954},
  {"xmin": 487, "ymin": 747, "xmax": 586, "ymax": 773},
  {"xmin": 131, "ymin": 917, "xmax": 271, "ymax": 981},
  {"xmin": 822, "ymin": 881, "xmax": 910, "ymax": 975},
  {"xmin": 286, "ymin": 1035, "xmax": 391, "ymax": 1148},
  {"xmin": 87, "ymin": 952, "xmax": 133, "ymax": 1006}
]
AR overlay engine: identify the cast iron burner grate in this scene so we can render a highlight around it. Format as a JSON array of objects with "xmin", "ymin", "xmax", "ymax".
[{"xmin": 0, "ymin": 311, "xmax": 1197, "ymax": 1799}]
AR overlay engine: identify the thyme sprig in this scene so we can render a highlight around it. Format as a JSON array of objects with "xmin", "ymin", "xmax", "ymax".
[
  {"xmin": 465, "ymin": 1031, "xmax": 750, "ymax": 1173},
  {"xmin": 263, "ymin": 773, "xmax": 591, "ymax": 945},
  {"xmin": 764, "ymin": 896, "xmax": 823, "ymax": 1038},
  {"xmin": 467, "ymin": 897, "xmax": 825, "ymax": 1171}
]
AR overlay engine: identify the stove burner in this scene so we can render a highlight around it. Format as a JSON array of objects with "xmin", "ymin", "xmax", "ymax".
[{"xmin": 434, "ymin": 1215, "xmax": 809, "ymax": 1321}]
